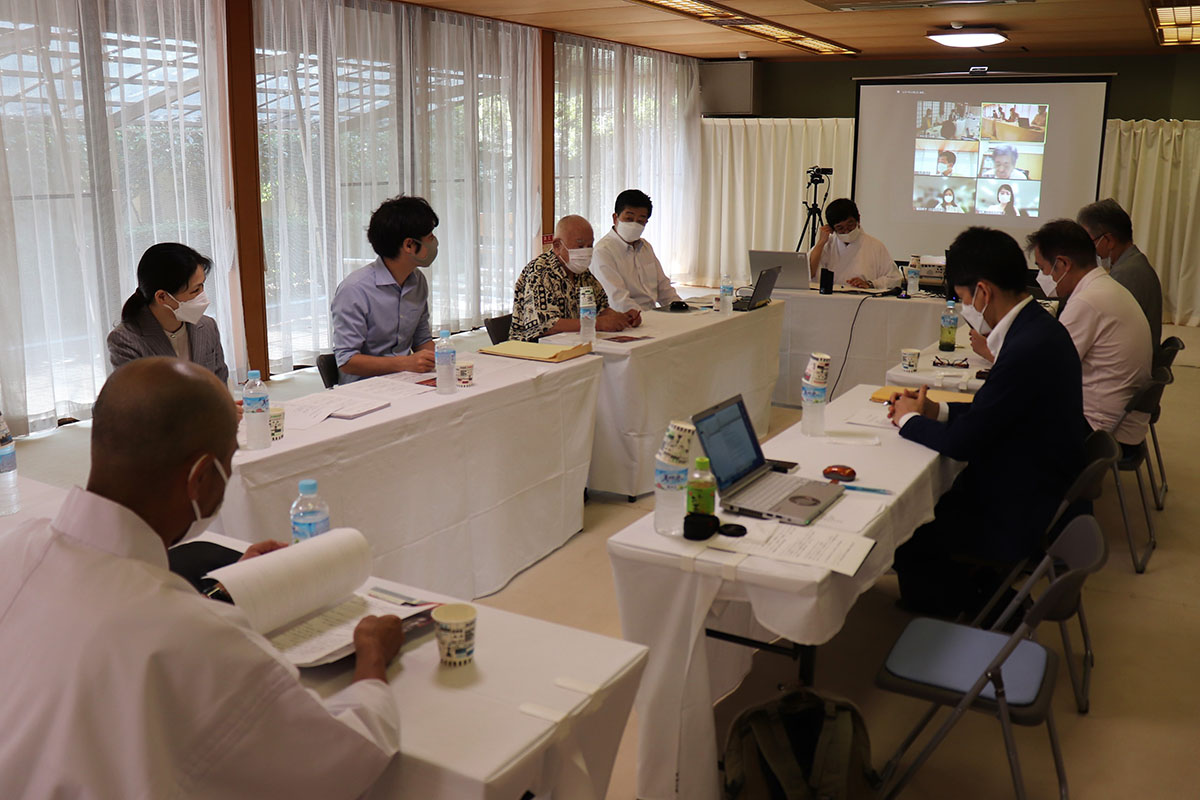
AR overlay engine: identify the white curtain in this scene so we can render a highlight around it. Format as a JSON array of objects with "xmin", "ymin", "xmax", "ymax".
[
  {"xmin": 1099, "ymin": 119, "xmax": 1200, "ymax": 326},
  {"xmin": 697, "ymin": 118, "xmax": 856, "ymax": 286},
  {"xmin": 554, "ymin": 33, "xmax": 700, "ymax": 282},
  {"xmin": 256, "ymin": 0, "xmax": 540, "ymax": 372},
  {"xmin": 0, "ymin": 0, "xmax": 238, "ymax": 435}
]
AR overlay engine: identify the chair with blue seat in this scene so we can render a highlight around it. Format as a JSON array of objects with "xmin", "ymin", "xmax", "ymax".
[{"xmin": 875, "ymin": 515, "xmax": 1107, "ymax": 800}]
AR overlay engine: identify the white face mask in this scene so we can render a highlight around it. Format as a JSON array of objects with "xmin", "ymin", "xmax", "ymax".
[
  {"xmin": 835, "ymin": 226, "xmax": 863, "ymax": 244},
  {"xmin": 1036, "ymin": 267, "xmax": 1061, "ymax": 299},
  {"xmin": 565, "ymin": 247, "xmax": 593, "ymax": 274},
  {"xmin": 168, "ymin": 290, "xmax": 210, "ymax": 325},
  {"xmin": 180, "ymin": 456, "xmax": 228, "ymax": 546},
  {"xmin": 960, "ymin": 290, "xmax": 991, "ymax": 335},
  {"xmin": 615, "ymin": 221, "xmax": 645, "ymax": 243},
  {"xmin": 1096, "ymin": 255, "xmax": 1111, "ymax": 269}
]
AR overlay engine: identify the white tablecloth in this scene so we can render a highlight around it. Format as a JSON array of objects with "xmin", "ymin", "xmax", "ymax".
[
  {"xmin": 218, "ymin": 354, "xmax": 603, "ymax": 599},
  {"xmin": 774, "ymin": 289, "xmax": 948, "ymax": 404},
  {"xmin": 607, "ymin": 385, "xmax": 962, "ymax": 800},
  {"xmin": 883, "ymin": 325, "xmax": 986, "ymax": 394},
  {"xmin": 0, "ymin": 476, "xmax": 70, "ymax": 535},
  {"xmin": 549, "ymin": 303, "xmax": 783, "ymax": 498}
]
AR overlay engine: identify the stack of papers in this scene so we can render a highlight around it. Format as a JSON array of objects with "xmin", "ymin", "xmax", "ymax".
[
  {"xmin": 478, "ymin": 340, "xmax": 592, "ymax": 362},
  {"xmin": 706, "ymin": 518, "xmax": 876, "ymax": 577}
]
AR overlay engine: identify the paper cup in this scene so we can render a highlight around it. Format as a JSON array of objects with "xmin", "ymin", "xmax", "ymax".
[
  {"xmin": 657, "ymin": 419, "xmax": 696, "ymax": 466},
  {"xmin": 456, "ymin": 360, "xmax": 475, "ymax": 387},
  {"xmin": 432, "ymin": 603, "xmax": 477, "ymax": 666},
  {"xmin": 803, "ymin": 352, "xmax": 831, "ymax": 387},
  {"xmin": 900, "ymin": 348, "xmax": 921, "ymax": 373},
  {"xmin": 268, "ymin": 406, "xmax": 285, "ymax": 441}
]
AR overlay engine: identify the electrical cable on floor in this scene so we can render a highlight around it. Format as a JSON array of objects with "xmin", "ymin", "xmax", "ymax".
[{"xmin": 827, "ymin": 294, "xmax": 874, "ymax": 399}]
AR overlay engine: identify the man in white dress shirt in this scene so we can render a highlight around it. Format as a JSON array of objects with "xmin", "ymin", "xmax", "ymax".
[
  {"xmin": 807, "ymin": 198, "xmax": 901, "ymax": 290},
  {"xmin": 0, "ymin": 358, "xmax": 405, "ymax": 799},
  {"xmin": 590, "ymin": 189, "xmax": 683, "ymax": 312},
  {"xmin": 1027, "ymin": 220, "xmax": 1153, "ymax": 445}
]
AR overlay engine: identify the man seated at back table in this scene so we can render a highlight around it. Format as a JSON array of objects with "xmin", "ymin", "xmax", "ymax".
[
  {"xmin": 807, "ymin": 198, "xmax": 901, "ymax": 290},
  {"xmin": 887, "ymin": 227, "xmax": 1087, "ymax": 619},
  {"xmin": 1077, "ymin": 197, "xmax": 1163, "ymax": 349},
  {"xmin": 0, "ymin": 358, "xmax": 406, "ymax": 798},
  {"xmin": 591, "ymin": 189, "xmax": 683, "ymax": 312},
  {"xmin": 331, "ymin": 195, "xmax": 438, "ymax": 384},
  {"xmin": 510, "ymin": 214, "xmax": 641, "ymax": 341}
]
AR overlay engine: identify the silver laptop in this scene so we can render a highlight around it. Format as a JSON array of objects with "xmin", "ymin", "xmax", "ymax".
[
  {"xmin": 749, "ymin": 250, "xmax": 809, "ymax": 290},
  {"xmin": 692, "ymin": 395, "xmax": 843, "ymax": 526}
]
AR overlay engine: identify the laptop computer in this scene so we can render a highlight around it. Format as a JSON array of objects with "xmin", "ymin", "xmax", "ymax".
[
  {"xmin": 692, "ymin": 395, "xmax": 844, "ymax": 525},
  {"xmin": 732, "ymin": 265, "xmax": 780, "ymax": 311},
  {"xmin": 749, "ymin": 249, "xmax": 809, "ymax": 290}
]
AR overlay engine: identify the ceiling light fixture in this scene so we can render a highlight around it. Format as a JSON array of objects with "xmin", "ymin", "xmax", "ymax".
[
  {"xmin": 926, "ymin": 27, "xmax": 1009, "ymax": 47},
  {"xmin": 1145, "ymin": 3, "xmax": 1200, "ymax": 45},
  {"xmin": 622, "ymin": 0, "xmax": 858, "ymax": 54}
]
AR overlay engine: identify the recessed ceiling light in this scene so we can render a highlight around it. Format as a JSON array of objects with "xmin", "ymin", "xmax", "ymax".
[{"xmin": 926, "ymin": 27, "xmax": 1009, "ymax": 47}]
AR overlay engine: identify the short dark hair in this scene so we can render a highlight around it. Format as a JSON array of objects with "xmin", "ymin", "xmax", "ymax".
[
  {"xmin": 1025, "ymin": 219, "xmax": 1096, "ymax": 270},
  {"xmin": 825, "ymin": 198, "xmax": 860, "ymax": 227},
  {"xmin": 614, "ymin": 189, "xmax": 652, "ymax": 218},
  {"xmin": 938, "ymin": 150, "xmax": 956, "ymax": 166},
  {"xmin": 1077, "ymin": 198, "xmax": 1133, "ymax": 244},
  {"xmin": 945, "ymin": 227, "xmax": 1028, "ymax": 294},
  {"xmin": 122, "ymin": 243, "xmax": 211, "ymax": 323},
  {"xmin": 367, "ymin": 196, "xmax": 439, "ymax": 259}
]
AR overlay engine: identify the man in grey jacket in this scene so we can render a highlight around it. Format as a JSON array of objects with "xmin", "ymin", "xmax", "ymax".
[{"xmin": 1077, "ymin": 198, "xmax": 1163, "ymax": 348}]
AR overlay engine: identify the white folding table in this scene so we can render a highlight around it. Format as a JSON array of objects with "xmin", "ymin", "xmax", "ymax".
[
  {"xmin": 607, "ymin": 385, "xmax": 962, "ymax": 800},
  {"xmin": 218, "ymin": 354, "xmax": 602, "ymax": 599}
]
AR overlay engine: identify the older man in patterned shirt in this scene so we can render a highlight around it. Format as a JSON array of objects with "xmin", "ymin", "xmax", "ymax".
[{"xmin": 510, "ymin": 215, "xmax": 642, "ymax": 341}]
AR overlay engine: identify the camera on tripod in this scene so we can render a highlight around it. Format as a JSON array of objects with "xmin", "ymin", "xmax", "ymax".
[{"xmin": 806, "ymin": 165, "xmax": 833, "ymax": 184}]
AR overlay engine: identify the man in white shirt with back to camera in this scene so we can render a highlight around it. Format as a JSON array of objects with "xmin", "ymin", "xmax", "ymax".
[
  {"xmin": 591, "ymin": 188, "xmax": 683, "ymax": 312},
  {"xmin": 807, "ymin": 198, "xmax": 901, "ymax": 290},
  {"xmin": 0, "ymin": 357, "xmax": 405, "ymax": 799}
]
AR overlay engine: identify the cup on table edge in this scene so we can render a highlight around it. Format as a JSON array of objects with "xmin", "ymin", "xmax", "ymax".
[
  {"xmin": 268, "ymin": 406, "xmax": 285, "ymax": 441},
  {"xmin": 431, "ymin": 603, "xmax": 476, "ymax": 667},
  {"xmin": 455, "ymin": 360, "xmax": 475, "ymax": 387},
  {"xmin": 900, "ymin": 348, "xmax": 921, "ymax": 373}
]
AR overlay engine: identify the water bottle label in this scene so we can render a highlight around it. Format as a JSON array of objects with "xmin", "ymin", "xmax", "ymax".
[
  {"xmin": 0, "ymin": 444, "xmax": 15, "ymax": 474},
  {"xmin": 801, "ymin": 383, "xmax": 827, "ymax": 405},
  {"xmin": 655, "ymin": 465, "xmax": 688, "ymax": 491},
  {"xmin": 292, "ymin": 516, "xmax": 331, "ymax": 542},
  {"xmin": 244, "ymin": 395, "xmax": 269, "ymax": 414},
  {"xmin": 942, "ymin": 313, "xmax": 957, "ymax": 327},
  {"xmin": 720, "ymin": 284, "xmax": 734, "ymax": 297},
  {"xmin": 436, "ymin": 350, "xmax": 456, "ymax": 366},
  {"xmin": 581, "ymin": 305, "xmax": 597, "ymax": 321}
]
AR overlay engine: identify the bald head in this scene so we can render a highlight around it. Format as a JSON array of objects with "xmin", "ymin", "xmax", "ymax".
[
  {"xmin": 554, "ymin": 215, "xmax": 593, "ymax": 248},
  {"xmin": 92, "ymin": 358, "xmax": 238, "ymax": 483}
]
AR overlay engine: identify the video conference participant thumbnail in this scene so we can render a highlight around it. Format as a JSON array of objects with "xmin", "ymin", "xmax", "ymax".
[{"xmin": 807, "ymin": 198, "xmax": 900, "ymax": 290}]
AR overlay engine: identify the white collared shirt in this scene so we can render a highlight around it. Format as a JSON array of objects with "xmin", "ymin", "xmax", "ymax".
[
  {"xmin": 590, "ymin": 228, "xmax": 681, "ymax": 312},
  {"xmin": 0, "ymin": 487, "xmax": 400, "ymax": 799},
  {"xmin": 1059, "ymin": 268, "xmax": 1154, "ymax": 444},
  {"xmin": 816, "ymin": 230, "xmax": 902, "ymax": 289}
]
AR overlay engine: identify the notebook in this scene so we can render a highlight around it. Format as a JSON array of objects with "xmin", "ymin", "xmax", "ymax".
[{"xmin": 692, "ymin": 395, "xmax": 843, "ymax": 526}]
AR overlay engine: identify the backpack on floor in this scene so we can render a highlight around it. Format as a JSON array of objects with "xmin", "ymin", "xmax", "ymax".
[{"xmin": 722, "ymin": 688, "xmax": 881, "ymax": 800}]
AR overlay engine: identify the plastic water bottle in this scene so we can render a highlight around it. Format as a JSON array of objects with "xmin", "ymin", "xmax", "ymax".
[
  {"xmin": 939, "ymin": 299, "xmax": 958, "ymax": 352},
  {"xmin": 687, "ymin": 457, "xmax": 717, "ymax": 515},
  {"xmin": 720, "ymin": 273, "xmax": 734, "ymax": 314},
  {"xmin": 579, "ymin": 287, "xmax": 597, "ymax": 344},
  {"xmin": 436, "ymin": 330, "xmax": 456, "ymax": 394},
  {"xmin": 905, "ymin": 256, "xmax": 921, "ymax": 297},
  {"xmin": 654, "ymin": 455, "xmax": 689, "ymax": 536},
  {"xmin": 290, "ymin": 479, "xmax": 331, "ymax": 543},
  {"xmin": 801, "ymin": 380, "xmax": 827, "ymax": 437},
  {"xmin": 243, "ymin": 370, "xmax": 270, "ymax": 450},
  {"xmin": 0, "ymin": 413, "xmax": 18, "ymax": 516}
]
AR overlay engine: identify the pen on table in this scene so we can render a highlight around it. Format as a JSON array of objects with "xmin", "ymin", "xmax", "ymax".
[
  {"xmin": 367, "ymin": 586, "xmax": 435, "ymax": 607},
  {"xmin": 841, "ymin": 484, "xmax": 894, "ymax": 495}
]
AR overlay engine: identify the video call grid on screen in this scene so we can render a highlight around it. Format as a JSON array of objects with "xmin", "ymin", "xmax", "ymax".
[{"xmin": 853, "ymin": 76, "xmax": 1109, "ymax": 262}]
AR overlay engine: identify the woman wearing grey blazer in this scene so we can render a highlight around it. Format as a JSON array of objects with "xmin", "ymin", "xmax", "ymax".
[{"xmin": 108, "ymin": 243, "xmax": 229, "ymax": 383}]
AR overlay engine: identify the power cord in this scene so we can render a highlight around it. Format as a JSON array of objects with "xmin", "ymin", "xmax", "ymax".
[{"xmin": 827, "ymin": 294, "xmax": 875, "ymax": 398}]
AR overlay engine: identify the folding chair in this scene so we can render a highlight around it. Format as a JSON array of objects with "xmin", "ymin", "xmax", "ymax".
[
  {"xmin": 876, "ymin": 516, "xmax": 1107, "ymax": 800},
  {"xmin": 1148, "ymin": 336, "xmax": 1184, "ymax": 508},
  {"xmin": 970, "ymin": 429, "xmax": 1118, "ymax": 714},
  {"xmin": 1110, "ymin": 366, "xmax": 1171, "ymax": 574},
  {"xmin": 484, "ymin": 314, "xmax": 512, "ymax": 345},
  {"xmin": 316, "ymin": 353, "xmax": 339, "ymax": 389}
]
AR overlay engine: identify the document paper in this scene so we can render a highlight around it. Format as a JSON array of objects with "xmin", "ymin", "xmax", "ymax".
[{"xmin": 707, "ymin": 521, "xmax": 876, "ymax": 577}]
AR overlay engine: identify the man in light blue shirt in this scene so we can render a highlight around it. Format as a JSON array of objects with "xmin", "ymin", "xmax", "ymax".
[{"xmin": 331, "ymin": 196, "xmax": 438, "ymax": 384}]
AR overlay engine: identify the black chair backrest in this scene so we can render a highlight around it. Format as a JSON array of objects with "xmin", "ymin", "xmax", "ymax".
[
  {"xmin": 1027, "ymin": 515, "xmax": 1107, "ymax": 626},
  {"xmin": 1126, "ymin": 366, "xmax": 1172, "ymax": 416},
  {"xmin": 1047, "ymin": 430, "xmax": 1120, "ymax": 530},
  {"xmin": 1155, "ymin": 336, "xmax": 1185, "ymax": 370},
  {"xmin": 485, "ymin": 314, "xmax": 512, "ymax": 345},
  {"xmin": 316, "ymin": 353, "xmax": 339, "ymax": 389}
]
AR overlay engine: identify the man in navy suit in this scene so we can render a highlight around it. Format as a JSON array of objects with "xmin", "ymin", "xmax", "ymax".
[{"xmin": 888, "ymin": 227, "xmax": 1088, "ymax": 618}]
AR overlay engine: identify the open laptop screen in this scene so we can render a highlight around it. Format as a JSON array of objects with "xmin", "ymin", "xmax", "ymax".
[{"xmin": 692, "ymin": 395, "xmax": 767, "ymax": 492}]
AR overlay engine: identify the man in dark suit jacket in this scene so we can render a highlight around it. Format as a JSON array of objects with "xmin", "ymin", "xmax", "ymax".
[{"xmin": 888, "ymin": 226, "xmax": 1088, "ymax": 618}]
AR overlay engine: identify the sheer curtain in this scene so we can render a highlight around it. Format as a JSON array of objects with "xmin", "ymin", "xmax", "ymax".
[
  {"xmin": 256, "ymin": 0, "xmax": 539, "ymax": 372},
  {"xmin": 0, "ymin": 0, "xmax": 238, "ymax": 435},
  {"xmin": 1099, "ymin": 119, "xmax": 1200, "ymax": 326},
  {"xmin": 554, "ymin": 34, "xmax": 700, "ymax": 282},
  {"xmin": 696, "ymin": 118, "xmax": 855, "ymax": 286}
]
